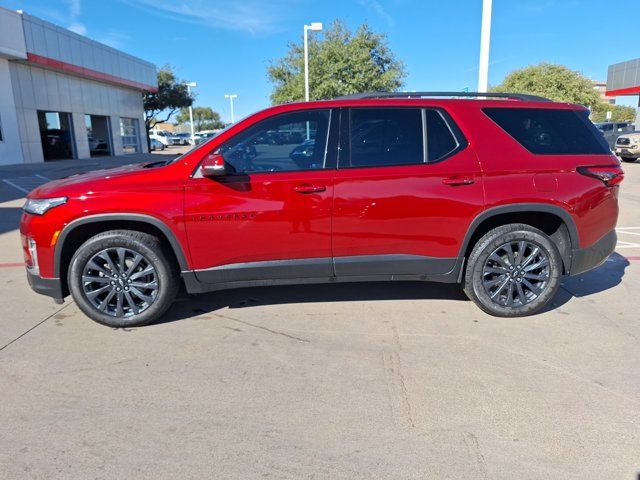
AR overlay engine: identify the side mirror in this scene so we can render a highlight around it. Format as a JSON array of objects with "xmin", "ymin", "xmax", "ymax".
[{"xmin": 200, "ymin": 153, "xmax": 226, "ymax": 178}]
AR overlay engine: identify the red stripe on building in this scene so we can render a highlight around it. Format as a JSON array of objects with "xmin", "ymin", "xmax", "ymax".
[
  {"xmin": 26, "ymin": 52, "xmax": 158, "ymax": 93},
  {"xmin": 605, "ymin": 86, "xmax": 640, "ymax": 97}
]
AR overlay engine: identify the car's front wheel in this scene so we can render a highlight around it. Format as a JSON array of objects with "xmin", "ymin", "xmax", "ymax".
[
  {"xmin": 620, "ymin": 156, "xmax": 636, "ymax": 163},
  {"xmin": 68, "ymin": 230, "xmax": 179, "ymax": 327},
  {"xmin": 464, "ymin": 224, "xmax": 563, "ymax": 317}
]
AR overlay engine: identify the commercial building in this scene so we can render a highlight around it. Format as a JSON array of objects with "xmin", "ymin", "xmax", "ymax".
[
  {"xmin": 0, "ymin": 7, "xmax": 157, "ymax": 165},
  {"xmin": 593, "ymin": 81, "xmax": 615, "ymax": 105},
  {"xmin": 606, "ymin": 58, "xmax": 640, "ymax": 126}
]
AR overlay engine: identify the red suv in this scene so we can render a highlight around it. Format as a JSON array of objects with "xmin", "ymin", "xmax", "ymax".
[{"xmin": 20, "ymin": 92, "xmax": 622, "ymax": 327}]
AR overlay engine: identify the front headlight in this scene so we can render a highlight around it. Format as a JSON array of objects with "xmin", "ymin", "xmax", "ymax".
[{"xmin": 23, "ymin": 197, "xmax": 67, "ymax": 215}]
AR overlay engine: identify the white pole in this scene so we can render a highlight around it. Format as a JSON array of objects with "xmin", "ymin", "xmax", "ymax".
[
  {"xmin": 477, "ymin": 0, "xmax": 493, "ymax": 93},
  {"xmin": 304, "ymin": 25, "xmax": 310, "ymax": 102},
  {"xmin": 187, "ymin": 85, "xmax": 195, "ymax": 144},
  {"xmin": 225, "ymin": 94, "xmax": 237, "ymax": 124}
]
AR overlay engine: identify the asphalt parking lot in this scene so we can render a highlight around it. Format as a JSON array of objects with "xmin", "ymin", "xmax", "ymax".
[{"xmin": 1, "ymin": 157, "xmax": 639, "ymax": 479}]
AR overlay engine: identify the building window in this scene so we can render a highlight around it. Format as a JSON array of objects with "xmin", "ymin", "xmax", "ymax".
[
  {"xmin": 120, "ymin": 118, "xmax": 140, "ymax": 153},
  {"xmin": 37, "ymin": 111, "xmax": 76, "ymax": 161}
]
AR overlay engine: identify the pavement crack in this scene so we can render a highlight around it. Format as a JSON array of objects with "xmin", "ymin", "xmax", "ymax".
[
  {"xmin": 0, "ymin": 302, "xmax": 74, "ymax": 354},
  {"xmin": 213, "ymin": 313, "xmax": 310, "ymax": 343},
  {"xmin": 382, "ymin": 322, "xmax": 415, "ymax": 429},
  {"xmin": 462, "ymin": 431, "xmax": 488, "ymax": 479}
]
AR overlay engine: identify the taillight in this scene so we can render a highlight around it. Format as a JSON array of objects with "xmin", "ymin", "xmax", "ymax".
[{"xmin": 577, "ymin": 166, "xmax": 624, "ymax": 187}]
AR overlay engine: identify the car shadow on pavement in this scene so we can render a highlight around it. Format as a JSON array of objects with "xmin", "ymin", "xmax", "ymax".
[
  {"xmin": 550, "ymin": 252, "xmax": 629, "ymax": 310},
  {"xmin": 160, "ymin": 252, "xmax": 630, "ymax": 323},
  {"xmin": 160, "ymin": 281, "xmax": 468, "ymax": 324}
]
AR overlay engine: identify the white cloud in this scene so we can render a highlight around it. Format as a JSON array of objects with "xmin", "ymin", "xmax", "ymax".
[
  {"xmin": 64, "ymin": 0, "xmax": 82, "ymax": 18},
  {"xmin": 118, "ymin": 0, "xmax": 292, "ymax": 34},
  {"xmin": 68, "ymin": 22, "xmax": 87, "ymax": 36},
  {"xmin": 358, "ymin": 0, "xmax": 395, "ymax": 28},
  {"xmin": 97, "ymin": 31, "xmax": 132, "ymax": 49}
]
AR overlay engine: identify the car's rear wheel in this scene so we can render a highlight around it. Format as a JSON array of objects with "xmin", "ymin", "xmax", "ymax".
[
  {"xmin": 464, "ymin": 224, "xmax": 562, "ymax": 317},
  {"xmin": 68, "ymin": 230, "xmax": 179, "ymax": 327},
  {"xmin": 620, "ymin": 156, "xmax": 636, "ymax": 163}
]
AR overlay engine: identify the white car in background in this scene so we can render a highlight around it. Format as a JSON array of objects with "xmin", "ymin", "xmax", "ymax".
[{"xmin": 149, "ymin": 130, "xmax": 172, "ymax": 147}]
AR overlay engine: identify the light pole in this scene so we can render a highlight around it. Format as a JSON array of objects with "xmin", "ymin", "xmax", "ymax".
[
  {"xmin": 185, "ymin": 82, "xmax": 197, "ymax": 144},
  {"xmin": 477, "ymin": 0, "xmax": 492, "ymax": 93},
  {"xmin": 224, "ymin": 94, "xmax": 237, "ymax": 124},
  {"xmin": 303, "ymin": 22, "xmax": 323, "ymax": 102}
]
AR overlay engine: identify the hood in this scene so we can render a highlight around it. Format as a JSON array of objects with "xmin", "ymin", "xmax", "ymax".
[
  {"xmin": 28, "ymin": 161, "xmax": 168, "ymax": 199},
  {"xmin": 618, "ymin": 131, "xmax": 640, "ymax": 139}
]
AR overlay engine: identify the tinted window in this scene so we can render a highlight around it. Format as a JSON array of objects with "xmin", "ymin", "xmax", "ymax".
[
  {"xmin": 348, "ymin": 108, "xmax": 423, "ymax": 167},
  {"xmin": 218, "ymin": 109, "xmax": 330, "ymax": 173},
  {"xmin": 426, "ymin": 109, "xmax": 458, "ymax": 161},
  {"xmin": 484, "ymin": 108, "xmax": 610, "ymax": 155}
]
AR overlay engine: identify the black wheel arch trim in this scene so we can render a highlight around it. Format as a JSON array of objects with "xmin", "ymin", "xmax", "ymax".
[
  {"xmin": 53, "ymin": 213, "xmax": 190, "ymax": 277},
  {"xmin": 459, "ymin": 203, "xmax": 579, "ymax": 258}
]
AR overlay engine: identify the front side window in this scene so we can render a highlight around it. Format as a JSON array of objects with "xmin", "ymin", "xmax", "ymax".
[
  {"xmin": 217, "ymin": 109, "xmax": 331, "ymax": 174},
  {"xmin": 484, "ymin": 108, "xmax": 611, "ymax": 155},
  {"xmin": 347, "ymin": 108, "xmax": 423, "ymax": 167}
]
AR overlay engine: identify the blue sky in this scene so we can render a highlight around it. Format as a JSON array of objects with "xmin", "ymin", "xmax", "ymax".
[{"xmin": 3, "ymin": 0, "xmax": 639, "ymax": 122}]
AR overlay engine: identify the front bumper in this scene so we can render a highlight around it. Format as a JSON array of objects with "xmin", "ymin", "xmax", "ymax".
[
  {"xmin": 569, "ymin": 230, "xmax": 617, "ymax": 276},
  {"xmin": 615, "ymin": 145, "xmax": 640, "ymax": 158},
  {"xmin": 26, "ymin": 267, "xmax": 64, "ymax": 303}
]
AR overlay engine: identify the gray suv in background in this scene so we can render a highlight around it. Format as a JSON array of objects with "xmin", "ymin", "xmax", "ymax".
[{"xmin": 595, "ymin": 121, "xmax": 634, "ymax": 148}]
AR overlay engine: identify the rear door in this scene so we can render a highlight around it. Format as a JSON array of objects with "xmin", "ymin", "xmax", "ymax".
[{"xmin": 331, "ymin": 106, "xmax": 484, "ymax": 277}]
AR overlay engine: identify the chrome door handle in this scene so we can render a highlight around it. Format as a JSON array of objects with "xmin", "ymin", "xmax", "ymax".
[
  {"xmin": 442, "ymin": 176, "xmax": 475, "ymax": 186},
  {"xmin": 294, "ymin": 184, "xmax": 326, "ymax": 193}
]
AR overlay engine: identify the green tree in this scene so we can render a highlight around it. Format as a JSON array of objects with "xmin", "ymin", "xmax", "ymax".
[
  {"xmin": 492, "ymin": 62, "xmax": 636, "ymax": 122},
  {"xmin": 493, "ymin": 63, "xmax": 600, "ymax": 106},
  {"xmin": 175, "ymin": 106, "xmax": 226, "ymax": 131},
  {"xmin": 267, "ymin": 20, "xmax": 406, "ymax": 104},
  {"xmin": 143, "ymin": 65, "xmax": 193, "ymax": 136},
  {"xmin": 590, "ymin": 103, "xmax": 636, "ymax": 123}
]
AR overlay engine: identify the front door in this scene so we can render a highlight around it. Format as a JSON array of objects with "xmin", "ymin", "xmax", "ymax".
[
  {"xmin": 332, "ymin": 107, "xmax": 484, "ymax": 277},
  {"xmin": 184, "ymin": 108, "xmax": 337, "ymax": 284}
]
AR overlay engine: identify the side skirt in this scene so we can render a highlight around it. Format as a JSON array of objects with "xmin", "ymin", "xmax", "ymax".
[{"xmin": 182, "ymin": 256, "xmax": 464, "ymax": 295}]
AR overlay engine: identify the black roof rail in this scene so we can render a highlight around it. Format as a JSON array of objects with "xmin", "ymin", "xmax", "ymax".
[{"xmin": 332, "ymin": 91, "xmax": 552, "ymax": 102}]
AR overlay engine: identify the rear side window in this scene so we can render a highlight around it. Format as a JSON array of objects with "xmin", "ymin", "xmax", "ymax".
[
  {"xmin": 348, "ymin": 108, "xmax": 423, "ymax": 167},
  {"xmin": 483, "ymin": 108, "xmax": 611, "ymax": 155},
  {"xmin": 425, "ymin": 109, "xmax": 459, "ymax": 161}
]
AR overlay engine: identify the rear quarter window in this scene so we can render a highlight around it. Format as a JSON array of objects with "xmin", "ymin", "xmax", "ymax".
[{"xmin": 483, "ymin": 107, "xmax": 611, "ymax": 155}]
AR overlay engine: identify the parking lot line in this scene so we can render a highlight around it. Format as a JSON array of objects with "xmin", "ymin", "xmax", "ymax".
[{"xmin": 1, "ymin": 178, "xmax": 30, "ymax": 194}]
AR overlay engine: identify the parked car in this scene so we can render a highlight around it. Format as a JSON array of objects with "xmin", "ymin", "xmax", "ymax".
[
  {"xmin": 21, "ymin": 92, "xmax": 623, "ymax": 327},
  {"xmin": 194, "ymin": 131, "xmax": 218, "ymax": 145},
  {"xmin": 149, "ymin": 130, "xmax": 171, "ymax": 147},
  {"xmin": 165, "ymin": 133, "xmax": 181, "ymax": 146},
  {"xmin": 88, "ymin": 135, "xmax": 109, "ymax": 155},
  {"xmin": 614, "ymin": 132, "xmax": 640, "ymax": 162},
  {"xmin": 150, "ymin": 138, "xmax": 165, "ymax": 151},
  {"xmin": 594, "ymin": 121, "xmax": 634, "ymax": 148},
  {"xmin": 173, "ymin": 133, "xmax": 192, "ymax": 145}
]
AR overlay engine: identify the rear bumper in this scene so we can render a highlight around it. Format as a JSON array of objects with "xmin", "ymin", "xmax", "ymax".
[
  {"xmin": 569, "ymin": 230, "xmax": 616, "ymax": 276},
  {"xmin": 26, "ymin": 268, "xmax": 64, "ymax": 303}
]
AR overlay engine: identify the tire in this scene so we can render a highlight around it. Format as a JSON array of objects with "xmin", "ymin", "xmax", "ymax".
[
  {"xmin": 463, "ymin": 223, "xmax": 562, "ymax": 317},
  {"xmin": 68, "ymin": 230, "xmax": 179, "ymax": 327},
  {"xmin": 620, "ymin": 156, "xmax": 636, "ymax": 163}
]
